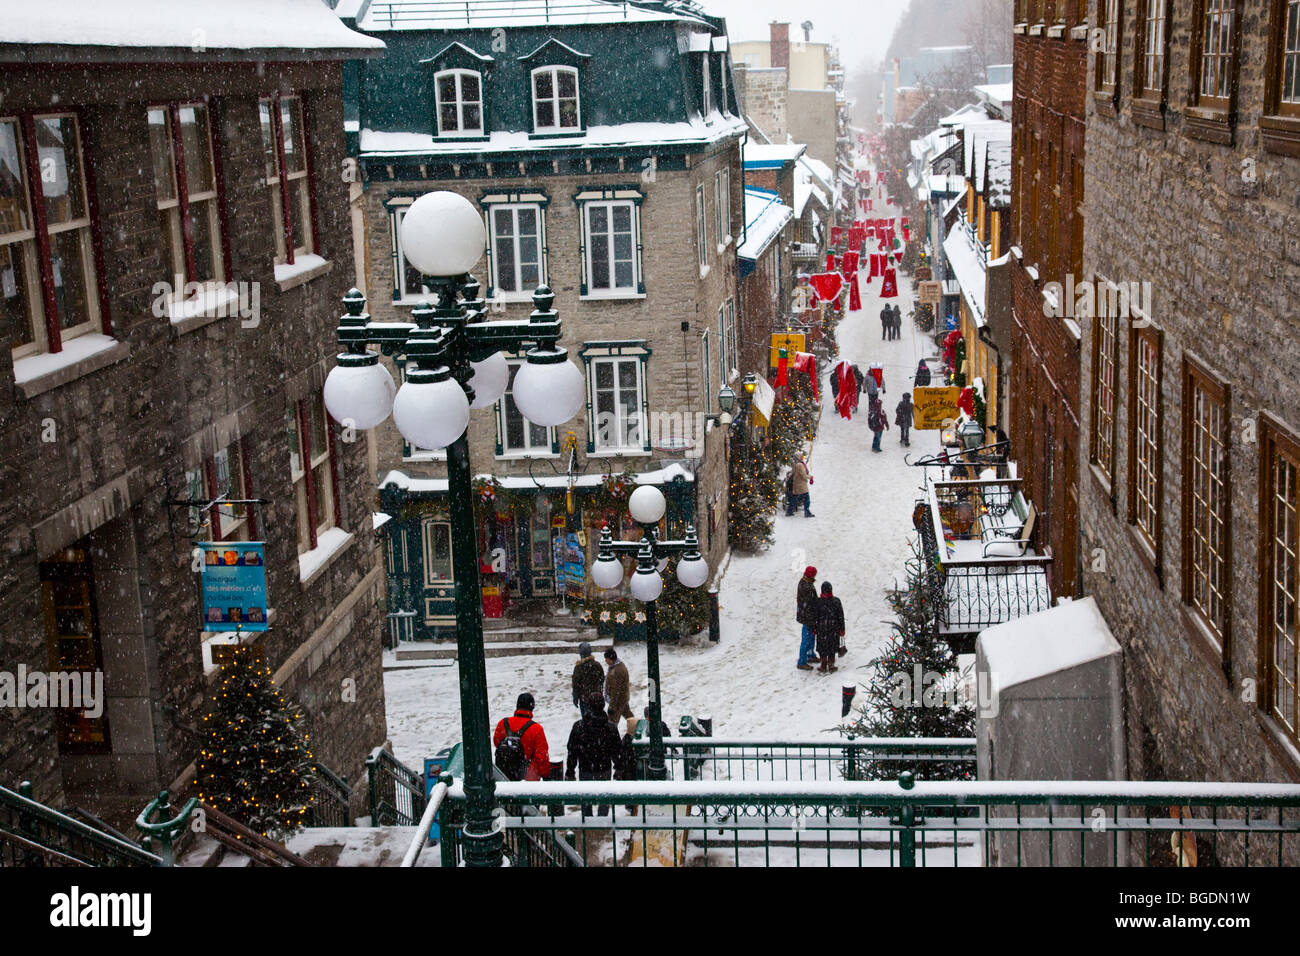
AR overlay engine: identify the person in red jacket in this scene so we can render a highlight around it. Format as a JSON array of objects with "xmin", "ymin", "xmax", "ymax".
[{"xmin": 492, "ymin": 693, "xmax": 551, "ymax": 782}]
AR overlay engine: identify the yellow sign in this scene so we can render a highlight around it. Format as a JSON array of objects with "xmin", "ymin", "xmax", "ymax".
[
  {"xmin": 912, "ymin": 386, "xmax": 961, "ymax": 430},
  {"xmin": 769, "ymin": 333, "xmax": 805, "ymax": 369},
  {"xmin": 918, "ymin": 281, "xmax": 943, "ymax": 305}
]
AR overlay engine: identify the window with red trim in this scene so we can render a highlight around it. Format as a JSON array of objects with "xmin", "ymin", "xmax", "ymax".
[
  {"xmin": 1, "ymin": 113, "xmax": 101, "ymax": 358},
  {"xmin": 186, "ymin": 438, "xmax": 258, "ymax": 543},
  {"xmin": 258, "ymin": 94, "xmax": 315, "ymax": 266},
  {"xmin": 147, "ymin": 102, "xmax": 226, "ymax": 297},
  {"xmin": 288, "ymin": 394, "xmax": 340, "ymax": 554}
]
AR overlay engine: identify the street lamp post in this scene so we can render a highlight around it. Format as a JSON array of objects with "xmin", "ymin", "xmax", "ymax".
[
  {"xmin": 590, "ymin": 485, "xmax": 710, "ymax": 781},
  {"xmin": 322, "ymin": 192, "xmax": 586, "ymax": 867}
]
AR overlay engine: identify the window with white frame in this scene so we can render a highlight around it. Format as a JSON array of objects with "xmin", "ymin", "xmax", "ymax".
[
  {"xmin": 1129, "ymin": 325, "xmax": 1162, "ymax": 564},
  {"xmin": 584, "ymin": 200, "xmax": 637, "ymax": 294},
  {"xmin": 288, "ymin": 393, "xmax": 340, "ymax": 554},
  {"xmin": 719, "ymin": 54, "xmax": 729, "ymax": 114},
  {"xmin": 148, "ymin": 103, "xmax": 225, "ymax": 296},
  {"xmin": 701, "ymin": 329, "xmax": 712, "ymax": 413},
  {"xmin": 1183, "ymin": 358, "xmax": 1229, "ymax": 647},
  {"xmin": 591, "ymin": 356, "xmax": 644, "ymax": 453},
  {"xmin": 727, "ymin": 298, "xmax": 737, "ymax": 377},
  {"xmin": 489, "ymin": 203, "xmax": 544, "ymax": 298},
  {"xmin": 702, "ymin": 55, "xmax": 712, "ymax": 115},
  {"xmin": 532, "ymin": 66, "xmax": 580, "ymax": 132},
  {"xmin": 2, "ymin": 114, "xmax": 100, "ymax": 359},
  {"xmin": 696, "ymin": 184, "xmax": 708, "ymax": 273},
  {"xmin": 391, "ymin": 203, "xmax": 436, "ymax": 302},
  {"xmin": 186, "ymin": 439, "xmax": 256, "ymax": 543},
  {"xmin": 258, "ymin": 94, "xmax": 315, "ymax": 266},
  {"xmin": 1262, "ymin": 419, "xmax": 1300, "ymax": 743},
  {"xmin": 500, "ymin": 359, "xmax": 555, "ymax": 455},
  {"xmin": 717, "ymin": 304, "xmax": 729, "ymax": 386},
  {"xmin": 435, "ymin": 70, "xmax": 483, "ymax": 136},
  {"xmin": 714, "ymin": 168, "xmax": 730, "ymax": 248}
]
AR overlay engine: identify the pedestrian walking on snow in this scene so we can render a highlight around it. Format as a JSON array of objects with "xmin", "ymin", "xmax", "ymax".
[
  {"xmin": 868, "ymin": 396, "xmax": 888, "ymax": 452},
  {"xmin": 892, "ymin": 304, "xmax": 903, "ymax": 340},
  {"xmin": 850, "ymin": 364, "xmax": 866, "ymax": 412},
  {"xmin": 914, "ymin": 360, "xmax": 931, "ymax": 387},
  {"xmin": 565, "ymin": 695, "xmax": 621, "ymax": 816},
  {"xmin": 603, "ymin": 647, "xmax": 634, "ymax": 725},
  {"xmin": 813, "ymin": 582, "xmax": 846, "ymax": 673},
  {"xmin": 572, "ymin": 643, "xmax": 604, "ymax": 717},
  {"xmin": 786, "ymin": 457, "xmax": 814, "ymax": 517},
  {"xmin": 796, "ymin": 566, "xmax": 819, "ymax": 670},
  {"xmin": 896, "ymin": 394, "xmax": 913, "ymax": 447},
  {"xmin": 493, "ymin": 692, "xmax": 551, "ymax": 781},
  {"xmin": 879, "ymin": 304, "xmax": 890, "ymax": 340},
  {"xmin": 868, "ymin": 363, "xmax": 885, "ymax": 394}
]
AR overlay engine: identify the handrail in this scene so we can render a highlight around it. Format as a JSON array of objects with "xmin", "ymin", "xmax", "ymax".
[
  {"xmin": 400, "ymin": 777, "xmax": 450, "ymax": 868},
  {"xmin": 1, "ymin": 783, "xmax": 162, "ymax": 867},
  {"xmin": 199, "ymin": 804, "xmax": 313, "ymax": 867},
  {"xmin": 629, "ymin": 737, "xmax": 976, "ymax": 749}
]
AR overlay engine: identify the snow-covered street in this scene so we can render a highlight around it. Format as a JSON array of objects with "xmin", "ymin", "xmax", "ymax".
[{"xmin": 383, "ymin": 255, "xmax": 940, "ymax": 767}]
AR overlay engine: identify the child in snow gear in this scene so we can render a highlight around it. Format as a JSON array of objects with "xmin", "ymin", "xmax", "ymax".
[
  {"xmin": 814, "ymin": 582, "xmax": 845, "ymax": 673},
  {"xmin": 492, "ymin": 693, "xmax": 551, "ymax": 781},
  {"xmin": 896, "ymin": 394, "xmax": 913, "ymax": 446},
  {"xmin": 796, "ymin": 566, "xmax": 819, "ymax": 670}
]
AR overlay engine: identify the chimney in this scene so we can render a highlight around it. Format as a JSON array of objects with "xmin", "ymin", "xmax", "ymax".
[{"xmin": 770, "ymin": 21, "xmax": 790, "ymax": 70}]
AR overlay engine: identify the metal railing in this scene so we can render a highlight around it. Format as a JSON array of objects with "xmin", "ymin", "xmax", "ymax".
[
  {"xmin": 630, "ymin": 737, "xmax": 977, "ymax": 782},
  {"xmin": 308, "ymin": 763, "xmax": 353, "ymax": 828},
  {"xmin": 1, "ymin": 782, "xmax": 162, "ymax": 867},
  {"xmin": 439, "ymin": 777, "xmax": 1300, "ymax": 868},
  {"xmin": 367, "ymin": 747, "xmax": 428, "ymax": 826},
  {"xmin": 364, "ymin": 0, "xmax": 644, "ymax": 28}
]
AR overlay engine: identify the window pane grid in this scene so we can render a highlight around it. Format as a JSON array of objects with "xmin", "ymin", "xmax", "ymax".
[
  {"xmin": 1133, "ymin": 333, "xmax": 1160, "ymax": 548},
  {"xmin": 1281, "ymin": 0, "xmax": 1300, "ymax": 106},
  {"xmin": 1199, "ymin": 0, "xmax": 1235, "ymax": 102},
  {"xmin": 1142, "ymin": 0, "xmax": 1167, "ymax": 95},
  {"xmin": 1092, "ymin": 312, "xmax": 1117, "ymax": 476},
  {"xmin": 1268, "ymin": 443, "xmax": 1299, "ymax": 735},
  {"xmin": 593, "ymin": 357, "xmax": 641, "ymax": 451},
  {"xmin": 1098, "ymin": 0, "xmax": 1120, "ymax": 89},
  {"xmin": 491, "ymin": 203, "xmax": 542, "ymax": 294},
  {"xmin": 1187, "ymin": 378, "xmax": 1226, "ymax": 637}
]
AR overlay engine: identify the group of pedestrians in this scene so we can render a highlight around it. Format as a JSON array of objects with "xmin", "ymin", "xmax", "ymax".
[
  {"xmin": 794, "ymin": 566, "xmax": 847, "ymax": 673},
  {"xmin": 879, "ymin": 303, "xmax": 903, "ymax": 341},
  {"xmin": 492, "ymin": 642, "xmax": 666, "ymax": 816}
]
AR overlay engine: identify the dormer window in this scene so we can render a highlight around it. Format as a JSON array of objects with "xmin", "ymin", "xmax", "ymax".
[
  {"xmin": 435, "ymin": 70, "xmax": 483, "ymax": 136},
  {"xmin": 532, "ymin": 66, "xmax": 580, "ymax": 132},
  {"xmin": 702, "ymin": 56, "xmax": 712, "ymax": 115}
]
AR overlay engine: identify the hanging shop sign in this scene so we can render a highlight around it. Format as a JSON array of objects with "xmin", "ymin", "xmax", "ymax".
[
  {"xmin": 918, "ymin": 281, "xmax": 943, "ymax": 305},
  {"xmin": 199, "ymin": 541, "xmax": 268, "ymax": 631},
  {"xmin": 564, "ymin": 532, "xmax": 585, "ymax": 599},
  {"xmin": 911, "ymin": 387, "xmax": 963, "ymax": 430},
  {"xmin": 769, "ymin": 332, "xmax": 806, "ymax": 369}
]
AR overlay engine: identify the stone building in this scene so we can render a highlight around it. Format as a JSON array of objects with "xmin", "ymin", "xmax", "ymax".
[
  {"xmin": 0, "ymin": 4, "xmax": 390, "ymax": 818},
  {"xmin": 1009, "ymin": 0, "xmax": 1088, "ymax": 599},
  {"xmin": 339, "ymin": 0, "xmax": 744, "ymax": 639},
  {"xmin": 1079, "ymin": 0, "xmax": 1300, "ymax": 783}
]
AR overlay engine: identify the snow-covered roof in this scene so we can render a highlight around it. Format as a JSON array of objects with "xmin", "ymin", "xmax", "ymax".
[
  {"xmin": 379, "ymin": 462, "xmax": 695, "ymax": 493},
  {"xmin": 794, "ymin": 159, "xmax": 831, "ymax": 218},
  {"xmin": 357, "ymin": 0, "xmax": 712, "ymax": 30},
  {"xmin": 800, "ymin": 156, "xmax": 835, "ymax": 191},
  {"xmin": 978, "ymin": 597, "xmax": 1119, "ymax": 691},
  {"xmin": 738, "ymin": 187, "xmax": 793, "ymax": 261},
  {"xmin": 985, "ymin": 142, "xmax": 1011, "ymax": 209},
  {"xmin": 974, "ymin": 82, "xmax": 1014, "ymax": 115},
  {"xmin": 1, "ymin": 0, "xmax": 385, "ymax": 60},
  {"xmin": 942, "ymin": 226, "xmax": 987, "ymax": 326},
  {"xmin": 939, "ymin": 103, "xmax": 986, "ymax": 126},
  {"xmin": 962, "ymin": 120, "xmax": 1011, "ymax": 180},
  {"xmin": 360, "ymin": 112, "xmax": 747, "ymax": 156},
  {"xmin": 743, "ymin": 142, "xmax": 807, "ymax": 168}
]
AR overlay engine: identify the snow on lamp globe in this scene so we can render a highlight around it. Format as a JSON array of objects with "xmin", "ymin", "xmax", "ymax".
[{"xmin": 323, "ymin": 351, "xmax": 395, "ymax": 431}]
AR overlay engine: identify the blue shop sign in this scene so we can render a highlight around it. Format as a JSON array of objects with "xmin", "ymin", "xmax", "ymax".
[{"xmin": 199, "ymin": 541, "xmax": 269, "ymax": 631}]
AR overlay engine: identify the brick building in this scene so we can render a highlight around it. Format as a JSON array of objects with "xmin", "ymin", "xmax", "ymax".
[
  {"xmin": 0, "ymin": 4, "xmax": 390, "ymax": 817},
  {"xmin": 1009, "ymin": 1, "xmax": 1088, "ymax": 599},
  {"xmin": 1079, "ymin": 0, "xmax": 1300, "ymax": 783},
  {"xmin": 340, "ymin": 0, "xmax": 744, "ymax": 638}
]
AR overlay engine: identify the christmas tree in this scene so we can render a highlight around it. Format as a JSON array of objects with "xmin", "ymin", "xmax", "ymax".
[
  {"xmin": 728, "ymin": 438, "xmax": 778, "ymax": 552},
  {"xmin": 840, "ymin": 537, "xmax": 974, "ymax": 780},
  {"xmin": 193, "ymin": 644, "xmax": 316, "ymax": 839}
]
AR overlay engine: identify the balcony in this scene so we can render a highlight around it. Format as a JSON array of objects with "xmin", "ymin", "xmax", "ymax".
[{"xmin": 920, "ymin": 478, "xmax": 1052, "ymax": 647}]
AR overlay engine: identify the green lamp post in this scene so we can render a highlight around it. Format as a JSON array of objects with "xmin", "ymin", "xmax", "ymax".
[
  {"xmin": 589, "ymin": 485, "xmax": 710, "ymax": 780},
  {"xmin": 322, "ymin": 192, "xmax": 586, "ymax": 866}
]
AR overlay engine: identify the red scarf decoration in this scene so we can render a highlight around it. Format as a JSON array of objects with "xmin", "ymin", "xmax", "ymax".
[
  {"xmin": 848, "ymin": 227, "xmax": 866, "ymax": 249},
  {"xmin": 869, "ymin": 364, "xmax": 884, "ymax": 389},
  {"xmin": 830, "ymin": 226, "xmax": 844, "ymax": 246},
  {"xmin": 842, "ymin": 252, "xmax": 860, "ymax": 275},
  {"xmin": 793, "ymin": 352, "xmax": 819, "ymax": 399},
  {"xmin": 775, "ymin": 348, "xmax": 789, "ymax": 388},
  {"xmin": 809, "ymin": 272, "xmax": 844, "ymax": 303},
  {"xmin": 881, "ymin": 267, "xmax": 898, "ymax": 299},
  {"xmin": 848, "ymin": 272, "xmax": 862, "ymax": 311},
  {"xmin": 834, "ymin": 361, "xmax": 856, "ymax": 420},
  {"xmin": 826, "ymin": 252, "xmax": 836, "ymax": 272},
  {"xmin": 902, "ymin": 216, "xmax": 910, "ymax": 241},
  {"xmin": 958, "ymin": 387, "xmax": 976, "ymax": 418}
]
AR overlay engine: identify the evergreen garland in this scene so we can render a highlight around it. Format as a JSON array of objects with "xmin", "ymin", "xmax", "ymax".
[
  {"xmin": 193, "ymin": 645, "xmax": 316, "ymax": 839},
  {"xmin": 840, "ymin": 537, "xmax": 974, "ymax": 781}
]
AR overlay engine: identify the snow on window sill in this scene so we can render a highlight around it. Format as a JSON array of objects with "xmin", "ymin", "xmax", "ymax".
[
  {"xmin": 495, "ymin": 451, "xmax": 561, "ymax": 461},
  {"xmin": 13, "ymin": 334, "xmax": 129, "ymax": 399},
  {"xmin": 699, "ymin": 264, "xmax": 711, "ymax": 279},
  {"xmin": 298, "ymin": 527, "xmax": 354, "ymax": 588},
  {"xmin": 579, "ymin": 291, "xmax": 646, "ymax": 302},
  {"xmin": 274, "ymin": 254, "xmax": 332, "ymax": 293},
  {"xmin": 169, "ymin": 285, "xmax": 243, "ymax": 335},
  {"xmin": 594, "ymin": 448, "xmax": 652, "ymax": 458}
]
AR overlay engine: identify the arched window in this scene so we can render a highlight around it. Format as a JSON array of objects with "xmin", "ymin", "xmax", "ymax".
[
  {"xmin": 434, "ymin": 69, "xmax": 483, "ymax": 136},
  {"xmin": 531, "ymin": 66, "xmax": 580, "ymax": 132}
]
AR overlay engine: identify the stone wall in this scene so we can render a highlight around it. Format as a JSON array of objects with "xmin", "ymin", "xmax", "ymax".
[
  {"xmin": 737, "ymin": 68, "xmax": 789, "ymax": 142},
  {"xmin": 0, "ymin": 62, "xmax": 388, "ymax": 810},
  {"xmin": 1079, "ymin": 0, "xmax": 1300, "ymax": 783}
]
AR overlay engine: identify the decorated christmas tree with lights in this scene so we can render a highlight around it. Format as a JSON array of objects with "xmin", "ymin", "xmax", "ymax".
[
  {"xmin": 727, "ymin": 438, "xmax": 778, "ymax": 553},
  {"xmin": 841, "ymin": 537, "xmax": 974, "ymax": 779},
  {"xmin": 193, "ymin": 644, "xmax": 316, "ymax": 839}
]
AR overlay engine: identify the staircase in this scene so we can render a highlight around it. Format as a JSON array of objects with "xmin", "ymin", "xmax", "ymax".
[
  {"xmin": 175, "ymin": 805, "xmax": 312, "ymax": 867},
  {"xmin": 393, "ymin": 614, "xmax": 607, "ymax": 661}
]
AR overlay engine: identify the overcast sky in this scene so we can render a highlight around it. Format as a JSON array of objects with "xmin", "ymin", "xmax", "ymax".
[{"xmin": 701, "ymin": 0, "xmax": 911, "ymax": 74}]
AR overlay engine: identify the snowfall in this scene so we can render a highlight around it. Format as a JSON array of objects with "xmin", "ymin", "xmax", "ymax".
[{"xmin": 382, "ymin": 209, "xmax": 941, "ymax": 768}]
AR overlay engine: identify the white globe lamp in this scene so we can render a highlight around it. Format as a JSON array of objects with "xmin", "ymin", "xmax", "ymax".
[
  {"xmin": 399, "ymin": 191, "xmax": 486, "ymax": 277},
  {"xmin": 468, "ymin": 351, "xmax": 510, "ymax": 409},
  {"xmin": 513, "ymin": 349, "xmax": 585, "ymax": 427},
  {"xmin": 628, "ymin": 485, "xmax": 667, "ymax": 525},
  {"xmin": 676, "ymin": 554, "xmax": 709, "ymax": 589},
  {"xmin": 391, "ymin": 368, "xmax": 471, "ymax": 450},
  {"xmin": 630, "ymin": 566, "xmax": 664, "ymax": 602},
  {"xmin": 591, "ymin": 553, "xmax": 626, "ymax": 590},
  {"xmin": 323, "ymin": 352, "xmax": 396, "ymax": 430}
]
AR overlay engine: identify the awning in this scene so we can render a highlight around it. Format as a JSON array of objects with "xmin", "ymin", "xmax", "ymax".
[{"xmin": 750, "ymin": 376, "xmax": 776, "ymax": 427}]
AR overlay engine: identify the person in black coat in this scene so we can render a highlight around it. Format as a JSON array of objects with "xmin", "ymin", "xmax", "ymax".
[
  {"xmin": 813, "ymin": 582, "xmax": 845, "ymax": 673},
  {"xmin": 896, "ymin": 393, "xmax": 913, "ymax": 447},
  {"xmin": 914, "ymin": 360, "xmax": 931, "ymax": 387},
  {"xmin": 880, "ymin": 304, "xmax": 891, "ymax": 340},
  {"xmin": 566, "ymin": 693, "xmax": 622, "ymax": 815}
]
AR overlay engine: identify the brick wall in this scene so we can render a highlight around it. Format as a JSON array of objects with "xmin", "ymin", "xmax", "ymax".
[
  {"xmin": 1080, "ymin": 0, "xmax": 1300, "ymax": 784},
  {"xmin": 0, "ymin": 62, "xmax": 387, "ymax": 809}
]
